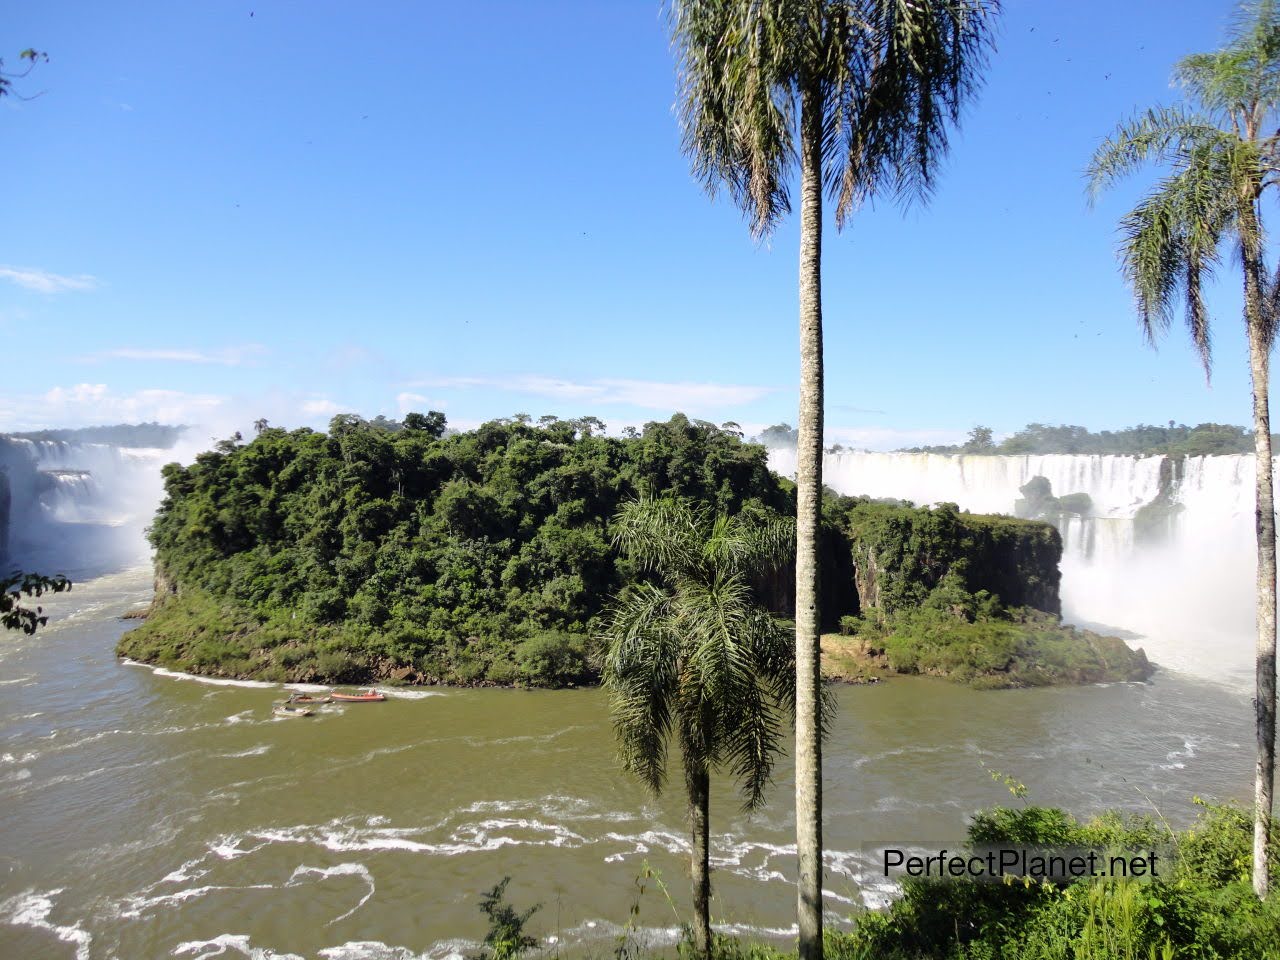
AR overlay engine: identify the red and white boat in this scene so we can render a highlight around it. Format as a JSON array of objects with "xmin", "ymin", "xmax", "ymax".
[{"xmin": 330, "ymin": 690, "xmax": 387, "ymax": 702}]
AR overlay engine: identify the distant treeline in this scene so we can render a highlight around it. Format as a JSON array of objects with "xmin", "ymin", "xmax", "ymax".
[
  {"xmin": 4, "ymin": 422, "xmax": 186, "ymax": 448},
  {"xmin": 907, "ymin": 422, "xmax": 1267, "ymax": 456},
  {"xmin": 755, "ymin": 420, "xmax": 1268, "ymax": 456}
]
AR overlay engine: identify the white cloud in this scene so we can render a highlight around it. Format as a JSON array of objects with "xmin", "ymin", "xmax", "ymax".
[
  {"xmin": 0, "ymin": 265, "xmax": 97, "ymax": 293},
  {"xmin": 411, "ymin": 374, "xmax": 775, "ymax": 412},
  {"xmin": 82, "ymin": 345, "xmax": 268, "ymax": 366},
  {"xmin": 825, "ymin": 425, "xmax": 967, "ymax": 451},
  {"xmin": 396, "ymin": 391, "xmax": 448, "ymax": 414},
  {"xmin": 594, "ymin": 378, "xmax": 773, "ymax": 409},
  {"xmin": 300, "ymin": 398, "xmax": 343, "ymax": 416},
  {"xmin": 0, "ymin": 383, "xmax": 225, "ymax": 430}
]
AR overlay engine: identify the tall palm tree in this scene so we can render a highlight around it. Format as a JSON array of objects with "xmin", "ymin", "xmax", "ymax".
[
  {"xmin": 600, "ymin": 497, "xmax": 800, "ymax": 959},
  {"xmin": 1087, "ymin": 0, "xmax": 1280, "ymax": 899},
  {"xmin": 669, "ymin": 2, "xmax": 997, "ymax": 950}
]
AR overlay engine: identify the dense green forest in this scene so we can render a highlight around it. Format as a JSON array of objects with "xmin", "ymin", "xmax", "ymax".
[{"xmin": 120, "ymin": 414, "xmax": 791, "ymax": 685}]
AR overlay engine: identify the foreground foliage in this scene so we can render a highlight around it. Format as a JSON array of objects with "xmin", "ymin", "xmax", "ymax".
[
  {"xmin": 830, "ymin": 802, "xmax": 1280, "ymax": 960},
  {"xmin": 601, "ymin": 497, "xmax": 799, "ymax": 958},
  {"xmin": 2, "ymin": 571, "xmax": 72, "ymax": 635}
]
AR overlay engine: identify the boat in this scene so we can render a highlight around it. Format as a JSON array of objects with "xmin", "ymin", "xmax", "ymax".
[
  {"xmin": 286, "ymin": 693, "xmax": 333, "ymax": 704},
  {"xmin": 330, "ymin": 690, "xmax": 387, "ymax": 702},
  {"xmin": 273, "ymin": 703, "xmax": 314, "ymax": 718}
]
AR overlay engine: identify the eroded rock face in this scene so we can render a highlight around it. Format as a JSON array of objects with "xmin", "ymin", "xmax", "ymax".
[{"xmin": 843, "ymin": 500, "xmax": 1063, "ymax": 619}]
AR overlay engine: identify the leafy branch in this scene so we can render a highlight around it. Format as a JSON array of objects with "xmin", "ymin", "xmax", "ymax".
[{"xmin": 2, "ymin": 572, "xmax": 72, "ymax": 635}]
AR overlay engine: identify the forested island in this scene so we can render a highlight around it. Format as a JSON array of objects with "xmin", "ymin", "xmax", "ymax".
[{"xmin": 118, "ymin": 413, "xmax": 1151, "ymax": 688}]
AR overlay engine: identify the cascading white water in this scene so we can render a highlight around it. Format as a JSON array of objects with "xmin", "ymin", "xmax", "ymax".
[
  {"xmin": 2, "ymin": 439, "xmax": 169, "ymax": 574},
  {"xmin": 768, "ymin": 449, "xmax": 1268, "ymax": 689}
]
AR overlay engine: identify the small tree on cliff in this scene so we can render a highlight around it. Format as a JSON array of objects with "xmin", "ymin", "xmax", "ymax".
[
  {"xmin": 1088, "ymin": 0, "xmax": 1280, "ymax": 898},
  {"xmin": 599, "ymin": 497, "xmax": 801, "ymax": 959}
]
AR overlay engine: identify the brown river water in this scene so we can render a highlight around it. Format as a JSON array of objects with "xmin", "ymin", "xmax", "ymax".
[{"xmin": 0, "ymin": 564, "xmax": 1255, "ymax": 959}]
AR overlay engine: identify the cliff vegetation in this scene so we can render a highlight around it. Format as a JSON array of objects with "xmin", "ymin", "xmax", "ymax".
[{"xmin": 826, "ymin": 499, "xmax": 1151, "ymax": 687}]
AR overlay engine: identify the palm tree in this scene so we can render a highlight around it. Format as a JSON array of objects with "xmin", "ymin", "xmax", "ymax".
[
  {"xmin": 600, "ymin": 497, "xmax": 801, "ymax": 959},
  {"xmin": 1087, "ymin": 0, "xmax": 1280, "ymax": 898},
  {"xmin": 669, "ymin": 2, "xmax": 997, "ymax": 949}
]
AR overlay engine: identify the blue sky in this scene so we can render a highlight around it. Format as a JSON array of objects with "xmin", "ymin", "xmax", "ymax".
[{"xmin": 0, "ymin": 0, "xmax": 1267, "ymax": 449}]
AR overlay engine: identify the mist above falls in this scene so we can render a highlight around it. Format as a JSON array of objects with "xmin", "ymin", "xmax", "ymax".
[
  {"xmin": 0, "ymin": 437, "xmax": 174, "ymax": 578},
  {"xmin": 769, "ymin": 449, "xmax": 1263, "ymax": 691}
]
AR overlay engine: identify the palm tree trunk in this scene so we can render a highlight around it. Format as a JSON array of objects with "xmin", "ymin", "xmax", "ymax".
[
  {"xmin": 1244, "ymin": 225, "xmax": 1277, "ymax": 899},
  {"xmin": 689, "ymin": 765, "xmax": 712, "ymax": 959},
  {"xmin": 795, "ymin": 84, "xmax": 825, "ymax": 960}
]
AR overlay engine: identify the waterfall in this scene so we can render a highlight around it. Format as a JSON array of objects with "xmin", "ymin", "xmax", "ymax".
[
  {"xmin": 768, "ymin": 449, "xmax": 1268, "ymax": 689},
  {"xmin": 0, "ymin": 438, "xmax": 167, "ymax": 576}
]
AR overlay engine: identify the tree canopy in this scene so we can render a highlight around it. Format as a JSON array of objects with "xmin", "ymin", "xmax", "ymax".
[{"xmin": 123, "ymin": 413, "xmax": 791, "ymax": 686}]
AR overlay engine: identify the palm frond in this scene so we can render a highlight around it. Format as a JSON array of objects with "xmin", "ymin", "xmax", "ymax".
[
  {"xmin": 671, "ymin": 0, "xmax": 796, "ymax": 238},
  {"xmin": 672, "ymin": 0, "xmax": 998, "ymax": 235},
  {"xmin": 600, "ymin": 583, "xmax": 680, "ymax": 794},
  {"xmin": 1116, "ymin": 151, "xmax": 1235, "ymax": 376},
  {"xmin": 702, "ymin": 510, "xmax": 796, "ymax": 577},
  {"xmin": 834, "ymin": 0, "xmax": 998, "ymax": 224},
  {"xmin": 599, "ymin": 496, "xmax": 799, "ymax": 811},
  {"xmin": 1086, "ymin": 107, "xmax": 1230, "ymax": 202},
  {"xmin": 1179, "ymin": 1, "xmax": 1280, "ymax": 120},
  {"xmin": 612, "ymin": 497, "xmax": 704, "ymax": 578}
]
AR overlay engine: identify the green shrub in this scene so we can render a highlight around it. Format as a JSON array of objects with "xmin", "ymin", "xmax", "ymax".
[
  {"xmin": 830, "ymin": 802, "xmax": 1280, "ymax": 960},
  {"xmin": 514, "ymin": 631, "xmax": 597, "ymax": 687}
]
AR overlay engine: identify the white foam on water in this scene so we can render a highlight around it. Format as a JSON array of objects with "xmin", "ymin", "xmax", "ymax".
[
  {"xmin": 219, "ymin": 744, "xmax": 272, "ymax": 759},
  {"xmin": 247, "ymin": 814, "xmax": 592, "ymax": 857},
  {"xmin": 120, "ymin": 882, "xmax": 275, "ymax": 919},
  {"xmin": 0, "ymin": 889, "xmax": 92, "ymax": 960},
  {"xmin": 1, "ymin": 750, "xmax": 38, "ymax": 764},
  {"xmin": 0, "ymin": 675, "xmax": 33, "ymax": 685},
  {"xmin": 603, "ymin": 827, "xmax": 689, "ymax": 854},
  {"xmin": 463, "ymin": 794, "xmax": 638, "ymax": 823},
  {"xmin": 717, "ymin": 922, "xmax": 801, "ymax": 938},
  {"xmin": 161, "ymin": 859, "xmax": 212, "ymax": 885},
  {"xmin": 318, "ymin": 939, "xmax": 472, "ymax": 960},
  {"xmin": 136, "ymin": 663, "xmax": 279, "ymax": 689},
  {"xmin": 225, "ymin": 710, "xmax": 257, "ymax": 725},
  {"xmin": 173, "ymin": 933, "xmax": 304, "ymax": 959},
  {"xmin": 210, "ymin": 835, "xmax": 268, "ymax": 860},
  {"xmin": 1159, "ymin": 738, "xmax": 1198, "ymax": 771},
  {"xmin": 1, "ymin": 768, "xmax": 32, "ymax": 782},
  {"xmin": 286, "ymin": 863, "xmax": 375, "ymax": 924},
  {"xmin": 373, "ymin": 688, "xmax": 444, "ymax": 700}
]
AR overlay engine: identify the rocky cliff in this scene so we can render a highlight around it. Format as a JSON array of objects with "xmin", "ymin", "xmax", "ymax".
[{"xmin": 840, "ymin": 499, "xmax": 1062, "ymax": 619}]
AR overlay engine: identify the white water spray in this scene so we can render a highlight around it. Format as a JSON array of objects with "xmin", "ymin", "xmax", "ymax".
[{"xmin": 769, "ymin": 449, "xmax": 1267, "ymax": 689}]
